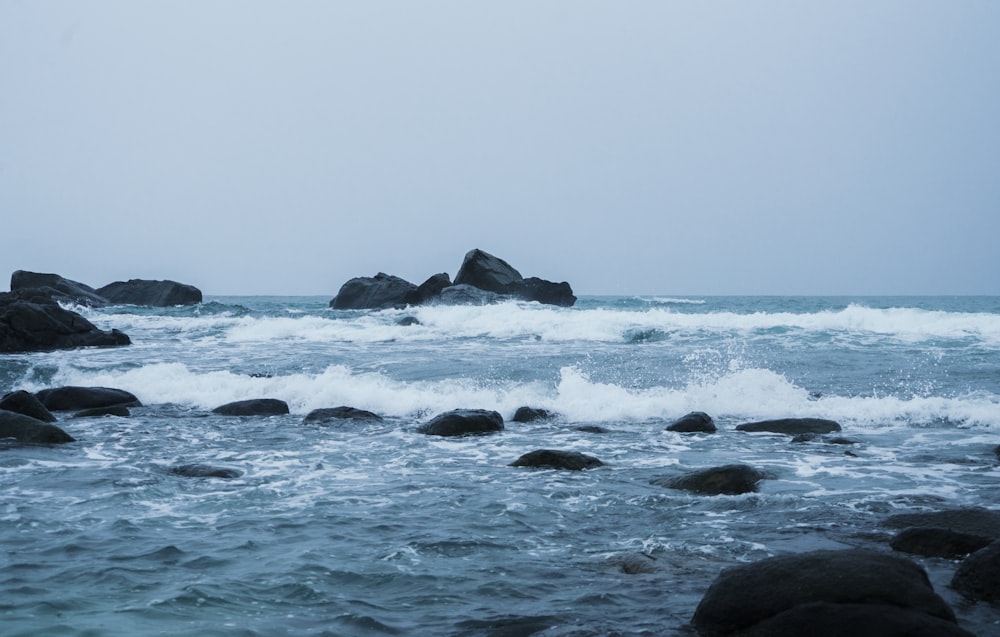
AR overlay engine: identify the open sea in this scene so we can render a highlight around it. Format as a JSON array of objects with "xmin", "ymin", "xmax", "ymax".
[{"xmin": 2, "ymin": 295, "xmax": 999, "ymax": 636}]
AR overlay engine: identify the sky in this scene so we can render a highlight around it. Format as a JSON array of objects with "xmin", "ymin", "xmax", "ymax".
[{"xmin": 2, "ymin": 1, "xmax": 999, "ymax": 296}]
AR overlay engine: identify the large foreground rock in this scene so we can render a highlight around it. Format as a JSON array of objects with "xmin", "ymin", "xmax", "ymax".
[
  {"xmin": 96, "ymin": 279, "xmax": 202, "ymax": 306},
  {"xmin": 0, "ymin": 291, "xmax": 131, "ymax": 353},
  {"xmin": 736, "ymin": 417, "xmax": 841, "ymax": 435},
  {"xmin": 0, "ymin": 409, "xmax": 75, "ymax": 443},
  {"xmin": 35, "ymin": 386, "xmax": 140, "ymax": 411},
  {"xmin": 951, "ymin": 540, "xmax": 1000, "ymax": 602},
  {"xmin": 213, "ymin": 399, "xmax": 289, "ymax": 416},
  {"xmin": 10, "ymin": 270, "xmax": 108, "ymax": 306},
  {"xmin": 654, "ymin": 464, "xmax": 764, "ymax": 495},
  {"xmin": 692, "ymin": 549, "xmax": 968, "ymax": 637},
  {"xmin": 418, "ymin": 409, "xmax": 504, "ymax": 436}
]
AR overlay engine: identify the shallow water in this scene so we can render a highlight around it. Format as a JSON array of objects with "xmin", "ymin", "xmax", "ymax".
[{"xmin": 2, "ymin": 296, "xmax": 999, "ymax": 635}]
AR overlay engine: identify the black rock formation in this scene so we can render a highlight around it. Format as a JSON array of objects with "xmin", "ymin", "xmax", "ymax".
[
  {"xmin": 35, "ymin": 386, "xmax": 140, "ymax": 411},
  {"xmin": 303, "ymin": 406, "xmax": 383, "ymax": 424},
  {"xmin": 10, "ymin": 270, "xmax": 108, "ymax": 306},
  {"xmin": 0, "ymin": 409, "xmax": 75, "ymax": 443},
  {"xmin": 96, "ymin": 279, "xmax": 202, "ymax": 306},
  {"xmin": 0, "ymin": 390, "xmax": 57, "ymax": 422},
  {"xmin": 417, "ymin": 409, "xmax": 504, "ymax": 437},
  {"xmin": 330, "ymin": 273, "xmax": 417, "ymax": 310},
  {"xmin": 666, "ymin": 411, "xmax": 717, "ymax": 433},
  {"xmin": 512, "ymin": 406, "xmax": 554, "ymax": 423},
  {"xmin": 1, "ymin": 291, "xmax": 131, "ymax": 353},
  {"xmin": 653, "ymin": 464, "xmax": 764, "ymax": 495}
]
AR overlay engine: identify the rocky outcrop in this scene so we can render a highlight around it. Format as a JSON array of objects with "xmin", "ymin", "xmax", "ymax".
[
  {"xmin": 653, "ymin": 464, "xmax": 764, "ymax": 495},
  {"xmin": 0, "ymin": 291, "xmax": 131, "ymax": 353},
  {"xmin": 509, "ymin": 449, "xmax": 603, "ymax": 470},
  {"xmin": 0, "ymin": 390, "xmax": 57, "ymax": 422},
  {"xmin": 0, "ymin": 409, "xmax": 75, "ymax": 443},
  {"xmin": 453, "ymin": 249, "xmax": 576, "ymax": 306},
  {"xmin": 691, "ymin": 549, "xmax": 970, "ymax": 637},
  {"xmin": 417, "ymin": 409, "xmax": 504, "ymax": 436},
  {"xmin": 169, "ymin": 464, "xmax": 243, "ymax": 479},
  {"xmin": 96, "ymin": 279, "xmax": 202, "ymax": 306},
  {"xmin": 412, "ymin": 273, "xmax": 451, "ymax": 304},
  {"xmin": 303, "ymin": 406, "xmax": 383, "ymax": 424},
  {"xmin": 35, "ymin": 386, "xmax": 140, "ymax": 411},
  {"xmin": 736, "ymin": 417, "xmax": 841, "ymax": 435},
  {"xmin": 212, "ymin": 399, "xmax": 290, "ymax": 416},
  {"xmin": 330, "ymin": 273, "xmax": 417, "ymax": 310},
  {"xmin": 434, "ymin": 284, "xmax": 502, "ymax": 305},
  {"xmin": 951, "ymin": 540, "xmax": 1000, "ymax": 602},
  {"xmin": 10, "ymin": 270, "xmax": 108, "ymax": 306},
  {"xmin": 666, "ymin": 411, "xmax": 716, "ymax": 433}
]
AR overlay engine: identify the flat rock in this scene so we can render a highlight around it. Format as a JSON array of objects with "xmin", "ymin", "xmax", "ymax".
[
  {"xmin": 36, "ymin": 386, "xmax": 140, "ymax": 411},
  {"xmin": 212, "ymin": 399, "xmax": 289, "ymax": 416},
  {"xmin": 951, "ymin": 540, "xmax": 1000, "ymax": 602},
  {"xmin": 96, "ymin": 279, "xmax": 202, "ymax": 306},
  {"xmin": 0, "ymin": 390, "xmax": 57, "ymax": 422},
  {"xmin": 666, "ymin": 411, "xmax": 716, "ymax": 433},
  {"xmin": 0, "ymin": 409, "xmax": 75, "ymax": 443},
  {"xmin": 303, "ymin": 406, "xmax": 383, "ymax": 424},
  {"xmin": 654, "ymin": 464, "xmax": 764, "ymax": 495},
  {"xmin": 418, "ymin": 409, "xmax": 504, "ymax": 437},
  {"xmin": 736, "ymin": 417, "xmax": 842, "ymax": 435},
  {"xmin": 169, "ymin": 464, "xmax": 243, "ymax": 479},
  {"xmin": 509, "ymin": 449, "xmax": 603, "ymax": 470}
]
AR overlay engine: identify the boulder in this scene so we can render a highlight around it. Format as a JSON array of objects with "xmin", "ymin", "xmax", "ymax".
[
  {"xmin": 72, "ymin": 405, "xmax": 131, "ymax": 419},
  {"xmin": 666, "ymin": 411, "xmax": 716, "ymax": 433},
  {"xmin": 10, "ymin": 270, "xmax": 108, "ymax": 306},
  {"xmin": 330, "ymin": 273, "xmax": 417, "ymax": 310},
  {"xmin": 509, "ymin": 449, "xmax": 603, "ymax": 470},
  {"xmin": 453, "ymin": 249, "xmax": 525, "ymax": 295},
  {"xmin": 303, "ymin": 406, "xmax": 383, "ymax": 424},
  {"xmin": 884, "ymin": 508, "xmax": 1000, "ymax": 541},
  {"xmin": 169, "ymin": 464, "xmax": 243, "ymax": 479},
  {"xmin": 891, "ymin": 527, "xmax": 993, "ymax": 559},
  {"xmin": 691, "ymin": 549, "xmax": 963, "ymax": 637},
  {"xmin": 735, "ymin": 602, "xmax": 974, "ymax": 637},
  {"xmin": 736, "ymin": 417, "xmax": 841, "ymax": 435},
  {"xmin": 518, "ymin": 276, "xmax": 576, "ymax": 307},
  {"xmin": 0, "ymin": 409, "xmax": 75, "ymax": 443},
  {"xmin": 212, "ymin": 399, "xmax": 289, "ymax": 416},
  {"xmin": 418, "ymin": 409, "xmax": 504, "ymax": 437},
  {"xmin": 0, "ymin": 291, "xmax": 131, "ymax": 353},
  {"xmin": 411, "ymin": 272, "xmax": 451, "ymax": 304},
  {"xmin": 96, "ymin": 279, "xmax": 202, "ymax": 306},
  {"xmin": 512, "ymin": 406, "xmax": 554, "ymax": 423},
  {"xmin": 35, "ymin": 386, "xmax": 140, "ymax": 411},
  {"xmin": 0, "ymin": 390, "xmax": 57, "ymax": 422},
  {"xmin": 653, "ymin": 464, "xmax": 764, "ymax": 495},
  {"xmin": 951, "ymin": 540, "xmax": 1000, "ymax": 602}
]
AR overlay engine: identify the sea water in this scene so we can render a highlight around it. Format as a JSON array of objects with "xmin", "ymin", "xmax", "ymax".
[{"xmin": 1, "ymin": 296, "xmax": 998, "ymax": 635}]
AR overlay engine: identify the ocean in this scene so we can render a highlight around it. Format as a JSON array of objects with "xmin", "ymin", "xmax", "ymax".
[{"xmin": 2, "ymin": 295, "xmax": 999, "ymax": 636}]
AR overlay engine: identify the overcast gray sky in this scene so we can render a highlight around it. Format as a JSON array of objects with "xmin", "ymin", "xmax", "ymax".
[{"xmin": 2, "ymin": 1, "xmax": 998, "ymax": 296}]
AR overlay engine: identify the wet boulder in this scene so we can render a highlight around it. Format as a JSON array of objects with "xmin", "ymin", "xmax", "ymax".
[
  {"xmin": 951, "ymin": 540, "xmax": 1000, "ymax": 602},
  {"xmin": 212, "ymin": 399, "xmax": 289, "ymax": 416},
  {"xmin": 691, "ymin": 549, "xmax": 967, "ymax": 637},
  {"xmin": 0, "ymin": 390, "xmax": 57, "ymax": 422},
  {"xmin": 736, "ymin": 417, "xmax": 841, "ymax": 435},
  {"xmin": 890, "ymin": 527, "xmax": 993, "ymax": 559},
  {"xmin": 518, "ymin": 277, "xmax": 576, "ymax": 307},
  {"xmin": 10, "ymin": 270, "xmax": 108, "ymax": 306},
  {"xmin": 35, "ymin": 386, "xmax": 140, "ymax": 411},
  {"xmin": 0, "ymin": 409, "xmax": 75, "ymax": 443},
  {"xmin": 453, "ymin": 249, "xmax": 525, "ymax": 295},
  {"xmin": 303, "ymin": 406, "xmax": 383, "ymax": 424},
  {"xmin": 411, "ymin": 272, "xmax": 451, "ymax": 304},
  {"xmin": 666, "ymin": 411, "xmax": 716, "ymax": 433},
  {"xmin": 509, "ymin": 449, "xmax": 603, "ymax": 470},
  {"xmin": 169, "ymin": 464, "xmax": 243, "ymax": 479},
  {"xmin": 653, "ymin": 464, "xmax": 764, "ymax": 495},
  {"xmin": 0, "ymin": 292, "xmax": 131, "ymax": 353},
  {"xmin": 512, "ymin": 406, "xmax": 554, "ymax": 423},
  {"xmin": 96, "ymin": 279, "xmax": 202, "ymax": 306},
  {"xmin": 330, "ymin": 273, "xmax": 417, "ymax": 310},
  {"xmin": 884, "ymin": 508, "xmax": 1000, "ymax": 559},
  {"xmin": 418, "ymin": 409, "xmax": 504, "ymax": 437},
  {"xmin": 72, "ymin": 405, "xmax": 131, "ymax": 419}
]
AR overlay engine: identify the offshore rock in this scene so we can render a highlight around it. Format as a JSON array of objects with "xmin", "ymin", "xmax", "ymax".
[
  {"xmin": 692, "ymin": 549, "xmax": 965, "ymax": 637},
  {"xmin": 951, "ymin": 540, "xmax": 1000, "ymax": 602},
  {"xmin": 653, "ymin": 464, "xmax": 764, "ymax": 495},
  {"xmin": 96, "ymin": 279, "xmax": 202, "ymax": 306},
  {"xmin": 169, "ymin": 464, "xmax": 243, "ymax": 479},
  {"xmin": 518, "ymin": 276, "xmax": 576, "ymax": 307},
  {"xmin": 453, "ymin": 249, "xmax": 525, "ymax": 295},
  {"xmin": 0, "ymin": 291, "xmax": 131, "ymax": 353},
  {"xmin": 412, "ymin": 272, "xmax": 451, "ymax": 304},
  {"xmin": 418, "ymin": 409, "xmax": 504, "ymax": 437},
  {"xmin": 736, "ymin": 417, "xmax": 842, "ymax": 435},
  {"xmin": 303, "ymin": 406, "xmax": 384, "ymax": 424},
  {"xmin": 10, "ymin": 270, "xmax": 108, "ymax": 306},
  {"xmin": 0, "ymin": 390, "xmax": 57, "ymax": 422},
  {"xmin": 212, "ymin": 399, "xmax": 290, "ymax": 416},
  {"xmin": 509, "ymin": 449, "xmax": 603, "ymax": 470},
  {"xmin": 330, "ymin": 272, "xmax": 417, "ymax": 310},
  {"xmin": 0, "ymin": 409, "xmax": 75, "ymax": 443},
  {"xmin": 666, "ymin": 411, "xmax": 717, "ymax": 433},
  {"xmin": 36, "ymin": 386, "xmax": 140, "ymax": 411},
  {"xmin": 512, "ymin": 406, "xmax": 554, "ymax": 423}
]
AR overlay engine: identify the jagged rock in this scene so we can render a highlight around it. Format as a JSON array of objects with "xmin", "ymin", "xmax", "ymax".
[
  {"xmin": 10, "ymin": 270, "xmax": 108, "ymax": 306},
  {"xmin": 692, "ymin": 549, "xmax": 966, "ymax": 637},
  {"xmin": 653, "ymin": 464, "xmax": 764, "ymax": 495},
  {"xmin": 518, "ymin": 276, "xmax": 576, "ymax": 307},
  {"xmin": 72, "ymin": 405, "xmax": 131, "ymax": 419},
  {"xmin": 412, "ymin": 272, "xmax": 451, "ymax": 304},
  {"xmin": 418, "ymin": 409, "xmax": 504, "ymax": 436},
  {"xmin": 212, "ymin": 399, "xmax": 289, "ymax": 416},
  {"xmin": 169, "ymin": 464, "xmax": 243, "ymax": 479},
  {"xmin": 0, "ymin": 291, "xmax": 131, "ymax": 353},
  {"xmin": 96, "ymin": 279, "xmax": 202, "ymax": 306},
  {"xmin": 666, "ymin": 411, "xmax": 716, "ymax": 433},
  {"xmin": 330, "ymin": 273, "xmax": 417, "ymax": 310},
  {"xmin": 0, "ymin": 390, "xmax": 57, "ymax": 422},
  {"xmin": 736, "ymin": 417, "xmax": 841, "ymax": 435},
  {"xmin": 35, "ymin": 386, "xmax": 140, "ymax": 411},
  {"xmin": 509, "ymin": 449, "xmax": 603, "ymax": 470},
  {"xmin": 512, "ymin": 406, "xmax": 553, "ymax": 423},
  {"xmin": 951, "ymin": 540, "xmax": 1000, "ymax": 602},
  {"xmin": 303, "ymin": 406, "xmax": 383, "ymax": 424},
  {"xmin": 0, "ymin": 409, "xmax": 75, "ymax": 443},
  {"xmin": 453, "ymin": 249, "xmax": 525, "ymax": 295}
]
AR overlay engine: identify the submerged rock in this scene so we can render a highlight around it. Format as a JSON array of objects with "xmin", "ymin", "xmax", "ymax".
[
  {"xmin": 435, "ymin": 284, "xmax": 502, "ymax": 306},
  {"xmin": 303, "ymin": 406, "xmax": 383, "ymax": 424},
  {"xmin": 512, "ymin": 406, "xmax": 554, "ymax": 423},
  {"xmin": 736, "ymin": 417, "xmax": 842, "ymax": 435},
  {"xmin": 692, "ymin": 549, "xmax": 967, "ymax": 637},
  {"xmin": 96, "ymin": 279, "xmax": 202, "ymax": 306},
  {"xmin": 665, "ymin": 411, "xmax": 716, "ymax": 433},
  {"xmin": 951, "ymin": 540, "xmax": 1000, "ymax": 602},
  {"xmin": 212, "ymin": 399, "xmax": 289, "ymax": 416},
  {"xmin": 0, "ymin": 409, "xmax": 75, "ymax": 443},
  {"xmin": 653, "ymin": 464, "xmax": 764, "ymax": 495},
  {"xmin": 36, "ymin": 386, "xmax": 140, "ymax": 411},
  {"xmin": 0, "ymin": 390, "xmax": 57, "ymax": 422},
  {"xmin": 509, "ymin": 449, "xmax": 604, "ymax": 470},
  {"xmin": 169, "ymin": 464, "xmax": 243, "ymax": 479},
  {"xmin": 576, "ymin": 425, "xmax": 610, "ymax": 434},
  {"xmin": 0, "ymin": 291, "xmax": 131, "ymax": 353},
  {"xmin": 330, "ymin": 273, "xmax": 417, "ymax": 310},
  {"xmin": 418, "ymin": 409, "xmax": 504, "ymax": 437}
]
